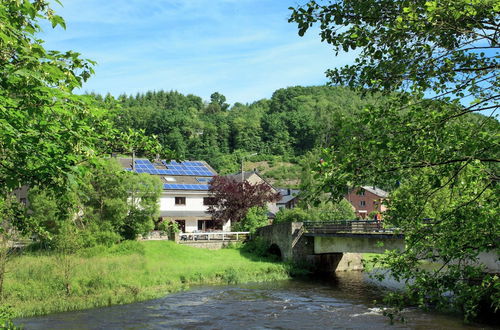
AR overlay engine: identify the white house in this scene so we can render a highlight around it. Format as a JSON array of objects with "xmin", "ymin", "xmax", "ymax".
[{"xmin": 118, "ymin": 158, "xmax": 230, "ymax": 233}]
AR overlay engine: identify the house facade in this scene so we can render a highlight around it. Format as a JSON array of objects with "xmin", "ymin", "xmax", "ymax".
[
  {"xmin": 345, "ymin": 186, "xmax": 388, "ymax": 219},
  {"xmin": 119, "ymin": 158, "xmax": 229, "ymax": 233},
  {"xmin": 277, "ymin": 188, "xmax": 300, "ymax": 210}
]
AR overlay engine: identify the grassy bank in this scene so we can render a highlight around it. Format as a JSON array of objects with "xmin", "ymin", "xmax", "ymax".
[{"xmin": 6, "ymin": 241, "xmax": 295, "ymax": 318}]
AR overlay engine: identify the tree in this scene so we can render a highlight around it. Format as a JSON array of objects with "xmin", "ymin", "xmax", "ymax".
[
  {"xmin": 208, "ymin": 176, "xmax": 281, "ymax": 226},
  {"xmin": 0, "ymin": 1, "xmax": 167, "ymax": 196},
  {"xmin": 289, "ymin": 0, "xmax": 499, "ymax": 321},
  {"xmin": 206, "ymin": 92, "xmax": 229, "ymax": 113},
  {"xmin": 77, "ymin": 159, "xmax": 162, "ymax": 243},
  {"xmin": 26, "ymin": 159, "xmax": 162, "ymax": 246}
]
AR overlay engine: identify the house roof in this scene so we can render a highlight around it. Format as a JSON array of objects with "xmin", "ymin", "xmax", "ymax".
[
  {"xmin": 361, "ymin": 186, "xmax": 389, "ymax": 198},
  {"xmin": 225, "ymin": 171, "xmax": 258, "ymax": 182},
  {"xmin": 277, "ymin": 188, "xmax": 300, "ymax": 205},
  {"xmin": 224, "ymin": 171, "xmax": 278, "ymax": 193},
  {"xmin": 117, "ymin": 157, "xmax": 217, "ymax": 192},
  {"xmin": 160, "ymin": 210, "xmax": 211, "ymax": 217}
]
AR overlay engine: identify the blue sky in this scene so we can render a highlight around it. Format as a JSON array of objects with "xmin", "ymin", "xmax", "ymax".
[{"xmin": 40, "ymin": 0, "xmax": 354, "ymax": 104}]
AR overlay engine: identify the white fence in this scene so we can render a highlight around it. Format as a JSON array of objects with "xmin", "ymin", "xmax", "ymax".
[{"xmin": 179, "ymin": 231, "xmax": 249, "ymax": 241}]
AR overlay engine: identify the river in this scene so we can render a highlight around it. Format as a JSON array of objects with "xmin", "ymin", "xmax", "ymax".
[{"xmin": 16, "ymin": 272, "xmax": 489, "ymax": 329}]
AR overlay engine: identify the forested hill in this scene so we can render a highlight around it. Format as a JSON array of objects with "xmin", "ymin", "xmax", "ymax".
[{"xmin": 92, "ymin": 86, "xmax": 382, "ymax": 175}]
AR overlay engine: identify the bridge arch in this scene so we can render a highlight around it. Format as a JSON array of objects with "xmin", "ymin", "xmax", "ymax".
[{"xmin": 267, "ymin": 243, "xmax": 282, "ymax": 260}]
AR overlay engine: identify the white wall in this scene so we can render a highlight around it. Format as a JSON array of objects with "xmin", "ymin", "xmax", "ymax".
[{"xmin": 159, "ymin": 193, "xmax": 209, "ymax": 212}]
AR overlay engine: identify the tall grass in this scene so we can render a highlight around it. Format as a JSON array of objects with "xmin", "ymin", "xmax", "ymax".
[{"xmin": 6, "ymin": 241, "xmax": 293, "ymax": 318}]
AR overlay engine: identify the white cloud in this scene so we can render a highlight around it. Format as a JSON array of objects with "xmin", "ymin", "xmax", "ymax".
[{"xmin": 42, "ymin": 0, "xmax": 357, "ymax": 104}]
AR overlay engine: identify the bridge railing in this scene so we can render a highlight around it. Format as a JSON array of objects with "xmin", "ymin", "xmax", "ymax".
[{"xmin": 303, "ymin": 220, "xmax": 388, "ymax": 234}]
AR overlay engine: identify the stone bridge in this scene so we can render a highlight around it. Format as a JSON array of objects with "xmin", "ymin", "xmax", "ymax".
[
  {"xmin": 255, "ymin": 221, "xmax": 499, "ymax": 273},
  {"xmin": 255, "ymin": 221, "xmax": 403, "ymax": 272}
]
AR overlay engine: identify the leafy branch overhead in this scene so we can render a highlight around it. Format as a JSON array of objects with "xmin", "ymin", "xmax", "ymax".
[
  {"xmin": 0, "ymin": 0, "xmax": 169, "ymax": 194},
  {"xmin": 289, "ymin": 0, "xmax": 499, "ymax": 321}
]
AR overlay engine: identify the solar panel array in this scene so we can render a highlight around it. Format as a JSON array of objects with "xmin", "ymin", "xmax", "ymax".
[
  {"xmin": 131, "ymin": 159, "xmax": 214, "ymax": 176},
  {"xmin": 163, "ymin": 184, "xmax": 210, "ymax": 190}
]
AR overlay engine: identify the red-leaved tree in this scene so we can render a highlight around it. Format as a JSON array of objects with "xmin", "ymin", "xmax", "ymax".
[{"xmin": 207, "ymin": 176, "xmax": 281, "ymax": 225}]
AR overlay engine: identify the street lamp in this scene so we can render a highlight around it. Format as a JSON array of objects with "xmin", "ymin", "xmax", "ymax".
[{"xmin": 241, "ymin": 153, "xmax": 258, "ymax": 182}]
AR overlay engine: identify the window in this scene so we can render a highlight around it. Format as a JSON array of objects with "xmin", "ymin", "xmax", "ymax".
[
  {"xmin": 175, "ymin": 197, "xmax": 186, "ymax": 205},
  {"xmin": 203, "ymin": 197, "xmax": 216, "ymax": 206},
  {"xmin": 359, "ymin": 190, "xmax": 365, "ymax": 196},
  {"xmin": 196, "ymin": 177, "xmax": 212, "ymax": 183},
  {"xmin": 164, "ymin": 177, "xmax": 176, "ymax": 182},
  {"xmin": 360, "ymin": 200, "xmax": 366, "ymax": 206}
]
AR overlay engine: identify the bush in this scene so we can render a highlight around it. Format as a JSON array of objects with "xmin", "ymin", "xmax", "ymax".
[
  {"xmin": 274, "ymin": 208, "xmax": 310, "ymax": 223},
  {"xmin": 242, "ymin": 237, "xmax": 273, "ymax": 258},
  {"xmin": 232, "ymin": 206, "xmax": 269, "ymax": 234}
]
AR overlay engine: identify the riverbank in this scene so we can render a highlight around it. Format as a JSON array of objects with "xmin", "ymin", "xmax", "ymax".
[{"xmin": 5, "ymin": 241, "xmax": 296, "ymax": 318}]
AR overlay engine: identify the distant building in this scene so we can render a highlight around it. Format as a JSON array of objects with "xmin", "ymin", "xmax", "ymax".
[
  {"xmin": 345, "ymin": 186, "xmax": 388, "ymax": 219},
  {"xmin": 118, "ymin": 158, "xmax": 229, "ymax": 233},
  {"xmin": 277, "ymin": 188, "xmax": 300, "ymax": 210}
]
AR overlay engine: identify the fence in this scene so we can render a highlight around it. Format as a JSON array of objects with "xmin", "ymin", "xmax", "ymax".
[
  {"xmin": 303, "ymin": 220, "xmax": 387, "ymax": 234},
  {"xmin": 179, "ymin": 231, "xmax": 250, "ymax": 242}
]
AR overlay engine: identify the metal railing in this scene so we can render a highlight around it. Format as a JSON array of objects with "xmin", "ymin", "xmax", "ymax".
[
  {"xmin": 179, "ymin": 231, "xmax": 250, "ymax": 242},
  {"xmin": 303, "ymin": 220, "xmax": 389, "ymax": 234}
]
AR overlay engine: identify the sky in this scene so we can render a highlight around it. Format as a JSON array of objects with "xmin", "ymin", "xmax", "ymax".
[{"xmin": 39, "ymin": 0, "xmax": 354, "ymax": 104}]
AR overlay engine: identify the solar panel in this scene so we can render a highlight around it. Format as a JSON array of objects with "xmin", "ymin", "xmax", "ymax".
[
  {"xmin": 158, "ymin": 160, "xmax": 215, "ymax": 176},
  {"xmin": 163, "ymin": 184, "xmax": 210, "ymax": 190},
  {"xmin": 130, "ymin": 159, "xmax": 214, "ymax": 177}
]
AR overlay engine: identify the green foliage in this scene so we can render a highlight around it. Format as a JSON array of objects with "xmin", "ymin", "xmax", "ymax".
[
  {"xmin": 95, "ymin": 85, "xmax": 381, "ymax": 173},
  {"xmin": 241, "ymin": 237, "xmax": 275, "ymax": 259},
  {"xmin": 158, "ymin": 219, "xmax": 180, "ymax": 238},
  {"xmin": 26, "ymin": 159, "xmax": 162, "ymax": 247},
  {"xmin": 0, "ymin": 0, "xmax": 169, "ymax": 205},
  {"xmin": 289, "ymin": 0, "xmax": 500, "ymax": 321},
  {"xmin": 274, "ymin": 199, "xmax": 355, "ymax": 223},
  {"xmin": 77, "ymin": 159, "xmax": 161, "ymax": 242},
  {"xmin": 232, "ymin": 206, "xmax": 269, "ymax": 234},
  {"xmin": 274, "ymin": 208, "xmax": 310, "ymax": 223},
  {"xmin": 0, "ymin": 305, "xmax": 19, "ymax": 330}
]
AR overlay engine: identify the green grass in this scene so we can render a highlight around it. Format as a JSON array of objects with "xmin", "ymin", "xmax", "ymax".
[{"xmin": 5, "ymin": 241, "xmax": 293, "ymax": 318}]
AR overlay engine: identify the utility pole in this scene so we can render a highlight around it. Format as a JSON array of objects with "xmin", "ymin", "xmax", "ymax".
[{"xmin": 132, "ymin": 150, "xmax": 136, "ymax": 171}]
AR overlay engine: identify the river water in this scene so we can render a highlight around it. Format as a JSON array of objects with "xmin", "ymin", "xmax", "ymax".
[{"xmin": 16, "ymin": 272, "xmax": 488, "ymax": 329}]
